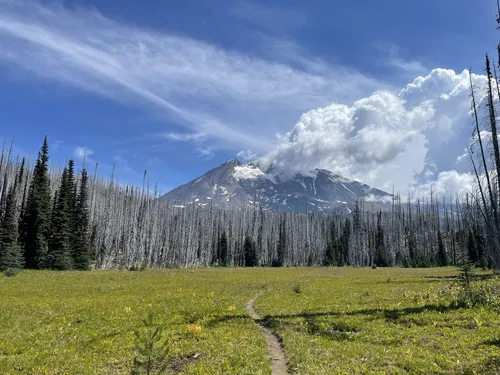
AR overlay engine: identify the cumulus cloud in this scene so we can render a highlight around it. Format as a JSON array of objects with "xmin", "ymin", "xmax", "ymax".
[
  {"xmin": 409, "ymin": 171, "xmax": 475, "ymax": 200},
  {"xmin": 260, "ymin": 68, "xmax": 485, "ymax": 197}
]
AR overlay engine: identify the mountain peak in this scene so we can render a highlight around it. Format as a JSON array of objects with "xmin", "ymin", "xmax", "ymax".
[
  {"xmin": 223, "ymin": 159, "xmax": 242, "ymax": 166},
  {"xmin": 162, "ymin": 162, "xmax": 391, "ymax": 213}
]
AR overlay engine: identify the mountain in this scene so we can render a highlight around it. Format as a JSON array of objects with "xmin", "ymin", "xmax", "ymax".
[{"xmin": 161, "ymin": 159, "xmax": 391, "ymax": 213}]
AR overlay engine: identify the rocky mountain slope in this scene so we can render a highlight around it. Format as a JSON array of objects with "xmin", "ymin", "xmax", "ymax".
[{"xmin": 161, "ymin": 159, "xmax": 391, "ymax": 213}]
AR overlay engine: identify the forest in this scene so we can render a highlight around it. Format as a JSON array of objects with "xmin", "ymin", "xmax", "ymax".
[{"xmin": 0, "ymin": 120, "xmax": 496, "ymax": 272}]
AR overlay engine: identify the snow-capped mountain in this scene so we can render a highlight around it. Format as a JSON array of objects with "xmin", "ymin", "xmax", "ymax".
[{"xmin": 161, "ymin": 159, "xmax": 391, "ymax": 213}]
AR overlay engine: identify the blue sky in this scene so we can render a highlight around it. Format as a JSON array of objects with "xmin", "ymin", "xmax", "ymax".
[{"xmin": 0, "ymin": 0, "xmax": 497, "ymax": 195}]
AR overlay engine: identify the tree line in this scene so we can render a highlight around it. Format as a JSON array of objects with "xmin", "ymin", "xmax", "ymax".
[
  {"xmin": 0, "ymin": 137, "xmax": 90, "ymax": 271},
  {"xmin": 0, "ymin": 136, "xmax": 493, "ymax": 271}
]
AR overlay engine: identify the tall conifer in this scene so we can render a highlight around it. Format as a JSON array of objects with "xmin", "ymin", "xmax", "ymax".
[
  {"xmin": 72, "ymin": 167, "xmax": 91, "ymax": 270},
  {"xmin": 0, "ymin": 183, "xmax": 23, "ymax": 271},
  {"xmin": 22, "ymin": 137, "xmax": 51, "ymax": 269},
  {"xmin": 49, "ymin": 166, "xmax": 73, "ymax": 269}
]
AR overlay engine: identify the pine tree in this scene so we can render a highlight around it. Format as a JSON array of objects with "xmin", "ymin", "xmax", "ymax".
[
  {"xmin": 324, "ymin": 221, "xmax": 337, "ymax": 266},
  {"xmin": 374, "ymin": 211, "xmax": 388, "ymax": 267},
  {"xmin": 437, "ymin": 230, "xmax": 447, "ymax": 267},
  {"xmin": 219, "ymin": 231, "xmax": 228, "ymax": 266},
  {"xmin": 324, "ymin": 242, "xmax": 335, "ymax": 266},
  {"xmin": 22, "ymin": 137, "xmax": 52, "ymax": 269},
  {"xmin": 48, "ymin": 166, "xmax": 73, "ymax": 270},
  {"xmin": 274, "ymin": 216, "xmax": 286, "ymax": 267},
  {"xmin": 0, "ymin": 183, "xmax": 23, "ymax": 271},
  {"xmin": 339, "ymin": 218, "xmax": 350, "ymax": 266},
  {"xmin": 243, "ymin": 235, "xmax": 257, "ymax": 267},
  {"xmin": 72, "ymin": 167, "xmax": 91, "ymax": 270}
]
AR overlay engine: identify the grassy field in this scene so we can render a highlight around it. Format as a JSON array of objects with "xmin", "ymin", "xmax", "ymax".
[{"xmin": 0, "ymin": 268, "xmax": 499, "ymax": 375}]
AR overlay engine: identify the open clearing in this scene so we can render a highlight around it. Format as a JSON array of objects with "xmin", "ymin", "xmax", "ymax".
[{"xmin": 1, "ymin": 268, "xmax": 499, "ymax": 374}]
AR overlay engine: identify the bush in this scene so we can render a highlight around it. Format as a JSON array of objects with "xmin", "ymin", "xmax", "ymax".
[
  {"xmin": 450, "ymin": 281, "xmax": 500, "ymax": 309},
  {"xmin": 3, "ymin": 268, "xmax": 21, "ymax": 277},
  {"xmin": 436, "ymin": 276, "xmax": 500, "ymax": 309},
  {"xmin": 129, "ymin": 261, "xmax": 147, "ymax": 272},
  {"xmin": 293, "ymin": 283, "xmax": 302, "ymax": 294}
]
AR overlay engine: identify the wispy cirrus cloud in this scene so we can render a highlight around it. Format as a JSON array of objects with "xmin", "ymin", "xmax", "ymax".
[
  {"xmin": 0, "ymin": 0, "xmax": 384, "ymax": 154},
  {"xmin": 376, "ymin": 43, "xmax": 427, "ymax": 75},
  {"xmin": 74, "ymin": 146, "xmax": 94, "ymax": 160}
]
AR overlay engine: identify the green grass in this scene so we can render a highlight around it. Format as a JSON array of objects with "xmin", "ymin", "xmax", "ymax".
[{"xmin": 1, "ymin": 268, "xmax": 499, "ymax": 374}]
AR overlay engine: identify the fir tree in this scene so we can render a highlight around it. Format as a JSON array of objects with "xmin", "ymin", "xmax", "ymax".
[
  {"xmin": 324, "ymin": 221, "xmax": 337, "ymax": 266},
  {"xmin": 0, "ymin": 183, "xmax": 23, "ymax": 271},
  {"xmin": 22, "ymin": 137, "xmax": 52, "ymax": 269},
  {"xmin": 219, "ymin": 231, "xmax": 228, "ymax": 266},
  {"xmin": 324, "ymin": 242, "xmax": 335, "ymax": 266},
  {"xmin": 243, "ymin": 235, "xmax": 257, "ymax": 267},
  {"xmin": 437, "ymin": 230, "xmax": 447, "ymax": 267},
  {"xmin": 339, "ymin": 218, "xmax": 350, "ymax": 266},
  {"xmin": 48, "ymin": 165, "xmax": 73, "ymax": 270},
  {"xmin": 274, "ymin": 216, "xmax": 286, "ymax": 267},
  {"xmin": 374, "ymin": 211, "xmax": 388, "ymax": 267},
  {"xmin": 72, "ymin": 167, "xmax": 91, "ymax": 270}
]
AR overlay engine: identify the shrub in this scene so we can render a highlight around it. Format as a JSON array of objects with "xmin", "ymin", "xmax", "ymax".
[
  {"xmin": 131, "ymin": 311, "xmax": 169, "ymax": 375},
  {"xmin": 450, "ymin": 281, "xmax": 500, "ymax": 309},
  {"xmin": 3, "ymin": 268, "xmax": 21, "ymax": 277},
  {"xmin": 293, "ymin": 283, "xmax": 302, "ymax": 294}
]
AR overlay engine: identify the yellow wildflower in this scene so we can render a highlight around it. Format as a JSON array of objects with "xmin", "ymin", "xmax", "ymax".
[
  {"xmin": 187, "ymin": 324, "xmax": 202, "ymax": 334},
  {"xmin": 227, "ymin": 305, "xmax": 236, "ymax": 311}
]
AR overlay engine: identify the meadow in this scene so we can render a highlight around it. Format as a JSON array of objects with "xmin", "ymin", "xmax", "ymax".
[{"xmin": 0, "ymin": 267, "xmax": 499, "ymax": 375}]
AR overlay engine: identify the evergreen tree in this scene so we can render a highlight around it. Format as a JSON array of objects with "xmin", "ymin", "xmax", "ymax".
[
  {"xmin": 274, "ymin": 216, "xmax": 286, "ymax": 267},
  {"xmin": 437, "ymin": 230, "xmax": 447, "ymax": 267},
  {"xmin": 374, "ymin": 211, "xmax": 388, "ymax": 267},
  {"xmin": 48, "ymin": 165, "xmax": 73, "ymax": 270},
  {"xmin": 219, "ymin": 231, "xmax": 228, "ymax": 266},
  {"xmin": 338, "ymin": 218, "xmax": 350, "ymax": 266},
  {"xmin": 324, "ymin": 242, "xmax": 335, "ymax": 266},
  {"xmin": 0, "ymin": 183, "xmax": 23, "ymax": 271},
  {"xmin": 21, "ymin": 137, "xmax": 52, "ymax": 269},
  {"xmin": 72, "ymin": 168, "xmax": 91, "ymax": 270},
  {"xmin": 324, "ymin": 220, "xmax": 337, "ymax": 266},
  {"xmin": 243, "ymin": 235, "xmax": 257, "ymax": 267}
]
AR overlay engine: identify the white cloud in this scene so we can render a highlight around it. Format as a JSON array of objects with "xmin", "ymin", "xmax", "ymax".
[
  {"xmin": 74, "ymin": 146, "xmax": 94, "ymax": 160},
  {"xmin": 162, "ymin": 132, "xmax": 207, "ymax": 142},
  {"xmin": 376, "ymin": 43, "xmax": 427, "ymax": 75},
  {"xmin": 237, "ymin": 150, "xmax": 258, "ymax": 161},
  {"xmin": 234, "ymin": 164, "xmax": 265, "ymax": 180},
  {"xmin": 409, "ymin": 171, "xmax": 475, "ymax": 201},
  {"xmin": 0, "ymin": 0, "xmax": 383, "ymax": 153},
  {"xmin": 196, "ymin": 147, "xmax": 215, "ymax": 160},
  {"xmin": 260, "ymin": 68, "xmax": 485, "ymax": 196}
]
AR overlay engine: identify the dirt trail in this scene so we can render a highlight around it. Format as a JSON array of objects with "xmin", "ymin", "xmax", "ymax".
[{"xmin": 246, "ymin": 295, "xmax": 288, "ymax": 375}]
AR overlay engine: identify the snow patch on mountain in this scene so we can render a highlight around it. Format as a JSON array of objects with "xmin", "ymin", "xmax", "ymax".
[{"xmin": 233, "ymin": 165, "xmax": 265, "ymax": 180}]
